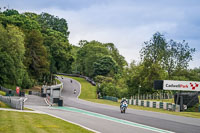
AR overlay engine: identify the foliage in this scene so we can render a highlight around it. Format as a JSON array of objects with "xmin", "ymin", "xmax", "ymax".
[
  {"xmin": 76, "ymin": 40, "xmax": 110, "ymax": 77},
  {"xmin": 76, "ymin": 40, "xmax": 126, "ymax": 77},
  {"xmin": 24, "ymin": 30, "xmax": 49, "ymax": 82},
  {"xmin": 93, "ymin": 56, "xmax": 117, "ymax": 76},
  {"xmin": 0, "ymin": 24, "xmax": 27, "ymax": 87},
  {"xmin": 95, "ymin": 75, "xmax": 127, "ymax": 98},
  {"xmin": 0, "ymin": 9, "xmax": 73, "ymax": 88},
  {"xmin": 38, "ymin": 12, "xmax": 69, "ymax": 37},
  {"xmin": 140, "ymin": 32, "xmax": 195, "ymax": 79},
  {"xmin": 42, "ymin": 29, "xmax": 74, "ymax": 74},
  {"xmin": 104, "ymin": 43, "xmax": 127, "ymax": 73},
  {"xmin": 163, "ymin": 40, "xmax": 195, "ymax": 78}
]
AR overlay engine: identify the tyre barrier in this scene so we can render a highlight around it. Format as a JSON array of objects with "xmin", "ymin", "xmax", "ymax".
[{"xmin": 126, "ymin": 99, "xmax": 181, "ymax": 112}]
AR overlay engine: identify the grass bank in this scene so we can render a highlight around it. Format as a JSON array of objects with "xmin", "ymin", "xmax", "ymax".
[
  {"xmin": 0, "ymin": 110, "xmax": 93, "ymax": 133},
  {"xmin": 0, "ymin": 101, "xmax": 10, "ymax": 108}
]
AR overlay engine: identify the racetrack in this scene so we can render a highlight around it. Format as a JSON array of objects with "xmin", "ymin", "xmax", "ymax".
[{"xmin": 25, "ymin": 76, "xmax": 200, "ymax": 133}]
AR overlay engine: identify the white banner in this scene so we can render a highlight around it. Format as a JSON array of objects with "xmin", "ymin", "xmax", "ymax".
[{"xmin": 163, "ymin": 80, "xmax": 200, "ymax": 91}]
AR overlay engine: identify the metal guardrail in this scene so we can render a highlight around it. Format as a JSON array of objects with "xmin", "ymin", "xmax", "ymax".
[
  {"xmin": 0, "ymin": 95, "xmax": 24, "ymax": 110},
  {"xmin": 57, "ymin": 73, "xmax": 96, "ymax": 86},
  {"xmin": 102, "ymin": 96, "xmax": 118, "ymax": 102}
]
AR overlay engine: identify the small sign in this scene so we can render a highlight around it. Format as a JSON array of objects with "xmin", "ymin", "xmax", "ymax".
[
  {"xmin": 163, "ymin": 80, "xmax": 200, "ymax": 91},
  {"xmin": 16, "ymin": 86, "xmax": 20, "ymax": 94}
]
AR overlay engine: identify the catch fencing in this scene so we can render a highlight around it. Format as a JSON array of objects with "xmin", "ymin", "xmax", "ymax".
[{"xmin": 0, "ymin": 95, "xmax": 24, "ymax": 110}]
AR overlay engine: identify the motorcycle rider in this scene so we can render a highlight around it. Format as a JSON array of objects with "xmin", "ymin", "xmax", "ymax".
[
  {"xmin": 120, "ymin": 98, "xmax": 127, "ymax": 108},
  {"xmin": 74, "ymin": 89, "xmax": 76, "ymax": 94}
]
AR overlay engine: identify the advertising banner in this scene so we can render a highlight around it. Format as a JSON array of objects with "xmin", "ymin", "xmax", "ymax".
[{"xmin": 163, "ymin": 80, "xmax": 200, "ymax": 91}]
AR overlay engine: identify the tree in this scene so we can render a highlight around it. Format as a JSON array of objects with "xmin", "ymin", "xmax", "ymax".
[
  {"xmin": 104, "ymin": 43, "xmax": 127, "ymax": 73},
  {"xmin": 93, "ymin": 56, "xmax": 117, "ymax": 76},
  {"xmin": 38, "ymin": 12, "xmax": 69, "ymax": 37},
  {"xmin": 140, "ymin": 32, "xmax": 195, "ymax": 79},
  {"xmin": 0, "ymin": 24, "xmax": 26, "ymax": 86},
  {"xmin": 24, "ymin": 30, "xmax": 49, "ymax": 81},
  {"xmin": 163, "ymin": 40, "xmax": 195, "ymax": 78},
  {"xmin": 42, "ymin": 29, "xmax": 74, "ymax": 73},
  {"xmin": 0, "ymin": 9, "xmax": 74, "ymax": 88},
  {"xmin": 76, "ymin": 40, "xmax": 110, "ymax": 77},
  {"xmin": 1, "ymin": 10, "xmax": 40, "ymax": 31},
  {"xmin": 140, "ymin": 32, "xmax": 167, "ymax": 65},
  {"xmin": 3, "ymin": 9, "xmax": 19, "ymax": 16}
]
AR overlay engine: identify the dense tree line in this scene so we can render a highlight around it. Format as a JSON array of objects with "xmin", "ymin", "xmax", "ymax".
[{"xmin": 0, "ymin": 9, "xmax": 73, "ymax": 89}]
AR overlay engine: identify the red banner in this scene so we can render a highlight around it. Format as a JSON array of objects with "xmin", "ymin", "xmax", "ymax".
[{"xmin": 16, "ymin": 86, "xmax": 20, "ymax": 94}]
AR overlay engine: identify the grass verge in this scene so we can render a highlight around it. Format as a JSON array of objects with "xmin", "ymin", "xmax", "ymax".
[
  {"xmin": 0, "ymin": 90, "xmax": 6, "ymax": 96},
  {"xmin": 0, "ymin": 101, "xmax": 11, "ymax": 108},
  {"xmin": 0, "ymin": 110, "xmax": 93, "ymax": 133},
  {"xmin": 55, "ymin": 79, "xmax": 61, "ymax": 84}
]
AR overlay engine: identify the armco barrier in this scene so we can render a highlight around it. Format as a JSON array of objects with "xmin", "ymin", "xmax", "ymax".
[
  {"xmin": 57, "ymin": 73, "xmax": 96, "ymax": 86},
  {"xmin": 0, "ymin": 95, "xmax": 24, "ymax": 110},
  {"xmin": 127, "ymin": 99, "xmax": 180, "ymax": 112},
  {"xmin": 102, "ymin": 96, "xmax": 118, "ymax": 102}
]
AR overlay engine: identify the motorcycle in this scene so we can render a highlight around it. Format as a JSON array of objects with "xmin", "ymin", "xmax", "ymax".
[
  {"xmin": 74, "ymin": 89, "xmax": 76, "ymax": 94},
  {"xmin": 120, "ymin": 101, "xmax": 128, "ymax": 113}
]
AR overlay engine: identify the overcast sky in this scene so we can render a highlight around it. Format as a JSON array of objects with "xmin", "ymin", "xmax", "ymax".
[{"xmin": 1, "ymin": 0, "xmax": 200, "ymax": 68}]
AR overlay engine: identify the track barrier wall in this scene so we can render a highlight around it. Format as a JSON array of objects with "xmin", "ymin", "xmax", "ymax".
[
  {"xmin": 0, "ymin": 95, "xmax": 24, "ymax": 110},
  {"xmin": 102, "ymin": 96, "xmax": 118, "ymax": 102},
  {"xmin": 126, "ymin": 98, "xmax": 180, "ymax": 112}
]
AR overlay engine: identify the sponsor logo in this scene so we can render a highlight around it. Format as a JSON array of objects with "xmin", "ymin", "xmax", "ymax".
[
  {"xmin": 190, "ymin": 83, "xmax": 199, "ymax": 90},
  {"xmin": 166, "ymin": 83, "xmax": 199, "ymax": 90},
  {"xmin": 166, "ymin": 84, "xmax": 188, "ymax": 88}
]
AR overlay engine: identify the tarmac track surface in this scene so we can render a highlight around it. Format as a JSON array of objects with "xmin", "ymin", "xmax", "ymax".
[{"xmin": 25, "ymin": 76, "xmax": 200, "ymax": 133}]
